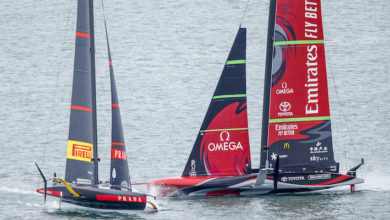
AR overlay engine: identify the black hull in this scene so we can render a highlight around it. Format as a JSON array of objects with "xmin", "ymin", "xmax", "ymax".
[
  {"xmin": 148, "ymin": 172, "xmax": 364, "ymax": 197},
  {"xmin": 37, "ymin": 185, "xmax": 147, "ymax": 210},
  {"xmin": 60, "ymin": 197, "xmax": 146, "ymax": 210}
]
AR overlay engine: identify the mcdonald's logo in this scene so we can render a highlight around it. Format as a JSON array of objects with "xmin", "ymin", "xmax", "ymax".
[{"xmin": 283, "ymin": 142, "xmax": 290, "ymax": 149}]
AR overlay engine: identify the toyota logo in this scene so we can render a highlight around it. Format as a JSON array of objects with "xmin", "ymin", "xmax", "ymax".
[{"xmin": 279, "ymin": 102, "xmax": 291, "ymax": 112}]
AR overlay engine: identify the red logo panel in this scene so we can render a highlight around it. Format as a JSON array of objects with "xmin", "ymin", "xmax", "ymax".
[
  {"xmin": 200, "ymin": 102, "xmax": 250, "ymax": 176},
  {"xmin": 111, "ymin": 149, "xmax": 127, "ymax": 160}
]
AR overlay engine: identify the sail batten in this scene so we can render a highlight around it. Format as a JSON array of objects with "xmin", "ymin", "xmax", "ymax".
[
  {"xmin": 212, "ymin": 94, "xmax": 246, "ymax": 99},
  {"xmin": 200, "ymin": 128, "xmax": 248, "ymax": 133},
  {"xmin": 274, "ymin": 40, "xmax": 324, "ymax": 46},
  {"xmin": 76, "ymin": 32, "xmax": 90, "ymax": 38},
  {"xmin": 226, "ymin": 60, "xmax": 246, "ymax": 65},
  {"xmin": 269, "ymin": 116, "xmax": 330, "ymax": 123},
  {"xmin": 70, "ymin": 105, "xmax": 93, "ymax": 112}
]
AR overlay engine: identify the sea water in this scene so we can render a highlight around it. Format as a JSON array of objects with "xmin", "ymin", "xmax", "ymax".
[{"xmin": 0, "ymin": 0, "xmax": 389, "ymax": 219}]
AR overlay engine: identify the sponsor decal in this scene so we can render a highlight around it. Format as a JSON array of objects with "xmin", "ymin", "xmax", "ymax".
[
  {"xmin": 276, "ymin": 82, "xmax": 294, "ymax": 95},
  {"xmin": 271, "ymin": 152, "xmax": 277, "ymax": 161},
  {"xmin": 76, "ymin": 178, "xmax": 92, "ymax": 185},
  {"xmin": 280, "ymin": 176, "xmax": 305, "ymax": 182},
  {"xmin": 308, "ymin": 175, "xmax": 349, "ymax": 186},
  {"xmin": 304, "ymin": 1, "xmax": 319, "ymax": 39},
  {"xmin": 305, "ymin": 45, "xmax": 319, "ymax": 115},
  {"xmin": 119, "ymin": 196, "xmax": 143, "ymax": 202},
  {"xmin": 310, "ymin": 155, "xmax": 328, "ymax": 163},
  {"xmin": 67, "ymin": 140, "xmax": 93, "ymax": 162},
  {"xmin": 308, "ymin": 173, "xmax": 331, "ymax": 180},
  {"xmin": 279, "ymin": 102, "xmax": 291, "ymax": 112},
  {"xmin": 271, "ymin": 152, "xmax": 288, "ymax": 161},
  {"xmin": 310, "ymin": 141, "xmax": 328, "ymax": 154},
  {"xmin": 112, "ymin": 168, "xmax": 116, "ymax": 178},
  {"xmin": 283, "ymin": 142, "xmax": 290, "ymax": 149},
  {"xmin": 207, "ymin": 131, "xmax": 244, "ymax": 152},
  {"xmin": 111, "ymin": 149, "xmax": 127, "ymax": 160},
  {"xmin": 199, "ymin": 102, "xmax": 251, "ymax": 176},
  {"xmin": 279, "ymin": 154, "xmax": 288, "ymax": 159},
  {"xmin": 276, "ymin": 123, "xmax": 298, "ymax": 136},
  {"xmin": 278, "ymin": 102, "xmax": 293, "ymax": 117},
  {"xmin": 190, "ymin": 159, "xmax": 197, "ymax": 176},
  {"xmin": 304, "ymin": 1, "xmax": 321, "ymax": 115},
  {"xmin": 329, "ymin": 165, "xmax": 337, "ymax": 172},
  {"xmin": 96, "ymin": 195, "xmax": 146, "ymax": 203},
  {"xmin": 220, "ymin": 131, "xmax": 230, "ymax": 141},
  {"xmin": 121, "ymin": 181, "xmax": 128, "ymax": 188}
]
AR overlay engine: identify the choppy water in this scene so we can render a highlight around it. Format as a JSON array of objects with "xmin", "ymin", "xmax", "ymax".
[{"xmin": 0, "ymin": 0, "xmax": 389, "ymax": 219}]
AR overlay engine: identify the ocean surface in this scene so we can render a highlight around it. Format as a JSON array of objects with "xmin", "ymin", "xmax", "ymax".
[{"xmin": 0, "ymin": 0, "xmax": 389, "ymax": 219}]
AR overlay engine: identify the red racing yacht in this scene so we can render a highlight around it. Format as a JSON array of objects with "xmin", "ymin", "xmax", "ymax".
[{"xmin": 148, "ymin": 0, "xmax": 364, "ymax": 197}]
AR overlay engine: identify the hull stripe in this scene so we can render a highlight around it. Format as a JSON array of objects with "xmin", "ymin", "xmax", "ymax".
[
  {"xmin": 112, "ymin": 103, "xmax": 119, "ymax": 107},
  {"xmin": 112, "ymin": 142, "xmax": 125, "ymax": 146},
  {"xmin": 307, "ymin": 175, "xmax": 350, "ymax": 186},
  {"xmin": 96, "ymin": 195, "xmax": 146, "ymax": 203}
]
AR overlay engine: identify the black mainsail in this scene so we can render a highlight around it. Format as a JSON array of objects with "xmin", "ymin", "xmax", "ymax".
[
  {"xmin": 182, "ymin": 28, "xmax": 251, "ymax": 177},
  {"xmin": 65, "ymin": 0, "xmax": 98, "ymax": 185}
]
